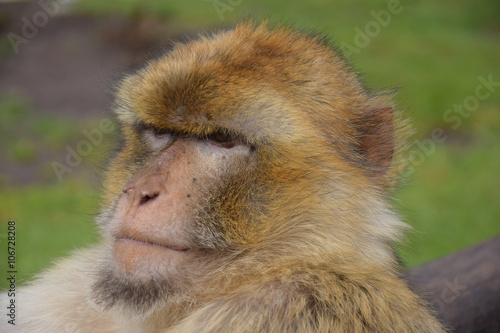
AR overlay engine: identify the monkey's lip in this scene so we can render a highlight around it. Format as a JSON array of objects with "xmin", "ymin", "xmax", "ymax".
[{"xmin": 114, "ymin": 236, "xmax": 189, "ymax": 252}]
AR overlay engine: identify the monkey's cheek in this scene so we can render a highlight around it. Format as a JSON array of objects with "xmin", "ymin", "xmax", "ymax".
[{"xmin": 113, "ymin": 239, "xmax": 187, "ymax": 276}]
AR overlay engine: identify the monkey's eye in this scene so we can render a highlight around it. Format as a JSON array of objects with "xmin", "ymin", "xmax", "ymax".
[
  {"xmin": 143, "ymin": 126, "xmax": 174, "ymax": 151},
  {"xmin": 206, "ymin": 131, "xmax": 236, "ymax": 149}
]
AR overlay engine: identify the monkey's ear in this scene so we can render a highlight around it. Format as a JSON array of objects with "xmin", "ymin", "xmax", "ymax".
[{"xmin": 357, "ymin": 106, "xmax": 394, "ymax": 174}]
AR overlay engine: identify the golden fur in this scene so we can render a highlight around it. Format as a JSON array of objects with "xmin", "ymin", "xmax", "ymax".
[{"xmin": 1, "ymin": 22, "xmax": 445, "ymax": 332}]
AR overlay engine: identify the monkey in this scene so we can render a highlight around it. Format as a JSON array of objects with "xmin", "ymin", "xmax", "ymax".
[{"xmin": 0, "ymin": 22, "xmax": 446, "ymax": 332}]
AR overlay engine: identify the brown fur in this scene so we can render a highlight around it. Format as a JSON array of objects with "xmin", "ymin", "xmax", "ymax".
[{"xmin": 1, "ymin": 22, "xmax": 445, "ymax": 332}]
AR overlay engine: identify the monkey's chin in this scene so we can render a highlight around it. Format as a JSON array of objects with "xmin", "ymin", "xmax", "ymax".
[{"xmin": 113, "ymin": 238, "xmax": 188, "ymax": 278}]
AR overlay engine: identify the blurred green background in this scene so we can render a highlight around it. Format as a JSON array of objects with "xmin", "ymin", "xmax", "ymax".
[{"xmin": 0, "ymin": 0, "xmax": 499, "ymax": 289}]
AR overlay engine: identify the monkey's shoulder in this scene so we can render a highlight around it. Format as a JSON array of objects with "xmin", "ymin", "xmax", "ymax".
[{"xmin": 193, "ymin": 268, "xmax": 445, "ymax": 333}]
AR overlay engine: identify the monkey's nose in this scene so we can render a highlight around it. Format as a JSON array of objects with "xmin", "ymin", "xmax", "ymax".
[{"xmin": 122, "ymin": 186, "xmax": 159, "ymax": 206}]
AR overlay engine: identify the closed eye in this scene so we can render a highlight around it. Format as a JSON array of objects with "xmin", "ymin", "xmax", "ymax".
[
  {"xmin": 143, "ymin": 126, "xmax": 174, "ymax": 151},
  {"xmin": 206, "ymin": 131, "xmax": 237, "ymax": 148}
]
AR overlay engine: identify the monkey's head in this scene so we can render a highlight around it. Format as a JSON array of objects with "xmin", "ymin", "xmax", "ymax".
[{"xmin": 93, "ymin": 22, "xmax": 406, "ymax": 316}]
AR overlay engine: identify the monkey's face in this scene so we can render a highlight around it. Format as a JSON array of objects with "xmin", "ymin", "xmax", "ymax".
[
  {"xmin": 92, "ymin": 23, "xmax": 398, "ymax": 315},
  {"xmin": 100, "ymin": 126, "xmax": 256, "ymax": 277},
  {"xmin": 92, "ymin": 121, "xmax": 261, "ymax": 313}
]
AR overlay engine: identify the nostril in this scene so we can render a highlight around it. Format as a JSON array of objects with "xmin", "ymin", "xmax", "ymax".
[
  {"xmin": 139, "ymin": 192, "xmax": 159, "ymax": 205},
  {"xmin": 123, "ymin": 185, "xmax": 134, "ymax": 193}
]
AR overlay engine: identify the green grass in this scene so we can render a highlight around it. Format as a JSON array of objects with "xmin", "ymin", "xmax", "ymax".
[
  {"xmin": 0, "ymin": 0, "xmax": 499, "ymax": 286},
  {"xmin": 398, "ymin": 134, "xmax": 500, "ymax": 266},
  {"xmin": 0, "ymin": 95, "xmax": 87, "ymax": 166},
  {"xmin": 0, "ymin": 181, "xmax": 99, "ymax": 289}
]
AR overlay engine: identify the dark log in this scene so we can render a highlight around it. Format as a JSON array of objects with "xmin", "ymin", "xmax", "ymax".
[{"xmin": 405, "ymin": 235, "xmax": 500, "ymax": 333}]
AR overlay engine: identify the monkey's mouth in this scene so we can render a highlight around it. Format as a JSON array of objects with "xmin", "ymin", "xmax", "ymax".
[{"xmin": 114, "ymin": 235, "xmax": 190, "ymax": 252}]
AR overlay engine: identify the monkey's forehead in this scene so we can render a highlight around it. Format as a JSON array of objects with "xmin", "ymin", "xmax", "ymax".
[{"xmin": 114, "ymin": 22, "xmax": 365, "ymax": 140}]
